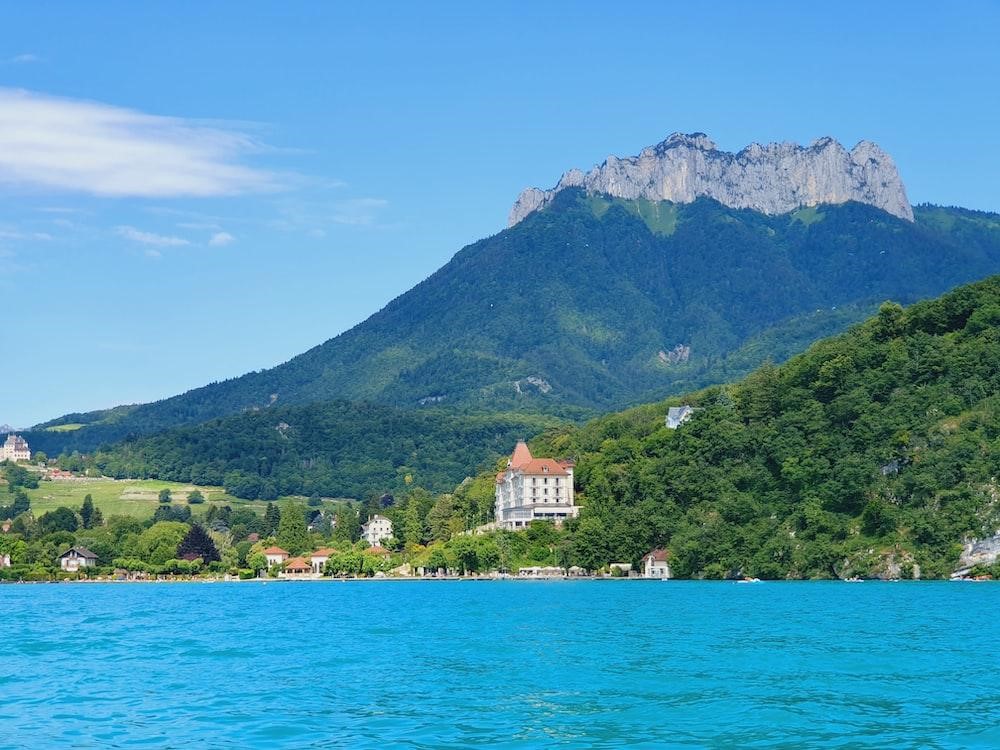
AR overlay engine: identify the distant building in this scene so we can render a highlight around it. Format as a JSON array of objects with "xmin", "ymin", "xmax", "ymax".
[
  {"xmin": 263, "ymin": 546, "xmax": 289, "ymax": 568},
  {"xmin": 283, "ymin": 557, "xmax": 311, "ymax": 575},
  {"xmin": 1, "ymin": 553, "xmax": 10, "ymax": 568},
  {"xmin": 495, "ymin": 441, "xmax": 578, "ymax": 530},
  {"xmin": 666, "ymin": 406, "xmax": 695, "ymax": 429},
  {"xmin": 58, "ymin": 547, "xmax": 98, "ymax": 572},
  {"xmin": 641, "ymin": 549, "xmax": 671, "ymax": 579},
  {"xmin": 361, "ymin": 515, "xmax": 393, "ymax": 548},
  {"xmin": 310, "ymin": 548, "xmax": 336, "ymax": 574},
  {"xmin": 1, "ymin": 434, "xmax": 30, "ymax": 462}
]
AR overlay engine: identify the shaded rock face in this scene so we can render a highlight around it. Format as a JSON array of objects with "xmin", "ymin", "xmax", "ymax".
[
  {"xmin": 958, "ymin": 533, "xmax": 1000, "ymax": 569},
  {"xmin": 509, "ymin": 132, "xmax": 913, "ymax": 225}
]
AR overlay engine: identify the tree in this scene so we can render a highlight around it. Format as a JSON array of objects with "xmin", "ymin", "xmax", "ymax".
[
  {"xmin": 138, "ymin": 522, "xmax": 190, "ymax": 565},
  {"xmin": 158, "ymin": 488, "xmax": 172, "ymax": 504},
  {"xmin": 263, "ymin": 502, "xmax": 281, "ymax": 536},
  {"xmin": 38, "ymin": 506, "xmax": 78, "ymax": 534},
  {"xmin": 276, "ymin": 503, "xmax": 309, "ymax": 555},
  {"xmin": 80, "ymin": 494, "xmax": 96, "ymax": 529},
  {"xmin": 187, "ymin": 490, "xmax": 205, "ymax": 505},
  {"xmin": 176, "ymin": 523, "xmax": 221, "ymax": 563},
  {"xmin": 34, "ymin": 451, "xmax": 48, "ymax": 465}
]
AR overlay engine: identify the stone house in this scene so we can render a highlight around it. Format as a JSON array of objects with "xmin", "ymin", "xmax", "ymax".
[
  {"xmin": 263, "ymin": 546, "xmax": 289, "ymax": 568},
  {"xmin": 1, "ymin": 434, "xmax": 30, "ymax": 462},
  {"xmin": 361, "ymin": 515, "xmax": 393, "ymax": 548},
  {"xmin": 494, "ymin": 441, "xmax": 579, "ymax": 530},
  {"xmin": 310, "ymin": 548, "xmax": 336, "ymax": 574},
  {"xmin": 641, "ymin": 549, "xmax": 671, "ymax": 579},
  {"xmin": 58, "ymin": 546, "xmax": 98, "ymax": 572}
]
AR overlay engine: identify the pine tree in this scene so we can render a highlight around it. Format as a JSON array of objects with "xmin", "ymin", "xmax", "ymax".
[
  {"xmin": 276, "ymin": 503, "xmax": 309, "ymax": 555},
  {"xmin": 264, "ymin": 502, "xmax": 281, "ymax": 536},
  {"xmin": 176, "ymin": 524, "xmax": 221, "ymax": 563},
  {"xmin": 80, "ymin": 494, "xmax": 95, "ymax": 529}
]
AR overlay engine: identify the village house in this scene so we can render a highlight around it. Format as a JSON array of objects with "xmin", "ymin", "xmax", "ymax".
[
  {"xmin": 263, "ymin": 546, "xmax": 289, "ymax": 568},
  {"xmin": 282, "ymin": 557, "xmax": 311, "ymax": 575},
  {"xmin": 361, "ymin": 515, "xmax": 393, "ymax": 548},
  {"xmin": 364, "ymin": 545, "xmax": 392, "ymax": 561},
  {"xmin": 310, "ymin": 548, "xmax": 336, "ymax": 574},
  {"xmin": 494, "ymin": 441, "xmax": 579, "ymax": 530},
  {"xmin": 1, "ymin": 553, "xmax": 10, "ymax": 568},
  {"xmin": 1, "ymin": 434, "xmax": 30, "ymax": 462},
  {"xmin": 666, "ymin": 406, "xmax": 695, "ymax": 429},
  {"xmin": 58, "ymin": 546, "xmax": 98, "ymax": 572},
  {"xmin": 641, "ymin": 549, "xmax": 671, "ymax": 579}
]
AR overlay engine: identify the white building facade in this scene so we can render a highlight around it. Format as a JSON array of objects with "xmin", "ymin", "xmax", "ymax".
[
  {"xmin": 1, "ymin": 434, "xmax": 30, "ymax": 462},
  {"xmin": 361, "ymin": 515, "xmax": 393, "ymax": 548},
  {"xmin": 495, "ymin": 441, "xmax": 578, "ymax": 530}
]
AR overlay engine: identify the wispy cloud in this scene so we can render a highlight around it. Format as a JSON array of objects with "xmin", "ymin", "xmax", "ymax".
[
  {"xmin": 116, "ymin": 225, "xmax": 190, "ymax": 247},
  {"xmin": 332, "ymin": 198, "xmax": 389, "ymax": 226},
  {"xmin": 5, "ymin": 53, "xmax": 41, "ymax": 65},
  {"xmin": 208, "ymin": 231, "xmax": 235, "ymax": 246},
  {"xmin": 0, "ymin": 88, "xmax": 281, "ymax": 197}
]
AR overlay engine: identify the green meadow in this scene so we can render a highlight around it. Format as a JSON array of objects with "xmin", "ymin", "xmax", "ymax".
[{"xmin": 24, "ymin": 477, "xmax": 270, "ymax": 519}]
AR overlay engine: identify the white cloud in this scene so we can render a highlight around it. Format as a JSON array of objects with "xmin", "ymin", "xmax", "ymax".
[
  {"xmin": 208, "ymin": 231, "xmax": 235, "ymax": 246},
  {"xmin": 6, "ymin": 54, "xmax": 41, "ymax": 65},
  {"xmin": 0, "ymin": 88, "xmax": 280, "ymax": 197},
  {"xmin": 332, "ymin": 197, "xmax": 389, "ymax": 226},
  {"xmin": 144, "ymin": 249, "xmax": 162, "ymax": 259},
  {"xmin": 116, "ymin": 225, "xmax": 190, "ymax": 247}
]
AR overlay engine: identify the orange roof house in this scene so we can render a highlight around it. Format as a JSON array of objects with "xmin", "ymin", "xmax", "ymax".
[
  {"xmin": 283, "ymin": 557, "xmax": 311, "ymax": 574},
  {"xmin": 495, "ymin": 441, "xmax": 579, "ymax": 530}
]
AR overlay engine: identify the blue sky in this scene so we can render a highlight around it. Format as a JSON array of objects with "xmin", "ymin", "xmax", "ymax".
[{"xmin": 2, "ymin": 2, "xmax": 999, "ymax": 427}]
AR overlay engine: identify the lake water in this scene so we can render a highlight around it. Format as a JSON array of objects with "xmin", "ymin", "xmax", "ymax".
[{"xmin": 2, "ymin": 580, "xmax": 998, "ymax": 749}]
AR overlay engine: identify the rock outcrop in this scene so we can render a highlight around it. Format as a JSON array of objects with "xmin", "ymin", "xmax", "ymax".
[{"xmin": 509, "ymin": 132, "xmax": 913, "ymax": 226}]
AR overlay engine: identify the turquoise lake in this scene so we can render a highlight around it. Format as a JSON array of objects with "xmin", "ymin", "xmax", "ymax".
[{"xmin": 2, "ymin": 580, "xmax": 998, "ymax": 748}]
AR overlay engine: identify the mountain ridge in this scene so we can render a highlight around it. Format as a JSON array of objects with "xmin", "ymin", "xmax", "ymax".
[{"xmin": 510, "ymin": 132, "xmax": 913, "ymax": 225}]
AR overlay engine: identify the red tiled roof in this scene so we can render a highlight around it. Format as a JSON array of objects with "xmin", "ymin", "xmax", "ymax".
[
  {"xmin": 310, "ymin": 548, "xmax": 336, "ymax": 558},
  {"xmin": 263, "ymin": 546, "xmax": 288, "ymax": 556},
  {"xmin": 510, "ymin": 441, "xmax": 532, "ymax": 469},
  {"xmin": 520, "ymin": 458, "xmax": 568, "ymax": 476},
  {"xmin": 284, "ymin": 557, "xmax": 310, "ymax": 571},
  {"xmin": 365, "ymin": 546, "xmax": 390, "ymax": 555},
  {"xmin": 643, "ymin": 549, "xmax": 670, "ymax": 562}
]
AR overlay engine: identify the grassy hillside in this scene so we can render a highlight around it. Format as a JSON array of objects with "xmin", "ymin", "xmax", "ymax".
[
  {"xmin": 12, "ymin": 477, "xmax": 268, "ymax": 520},
  {"xmin": 28, "ymin": 197, "xmax": 1000, "ymax": 455},
  {"xmin": 524, "ymin": 275, "xmax": 1000, "ymax": 578}
]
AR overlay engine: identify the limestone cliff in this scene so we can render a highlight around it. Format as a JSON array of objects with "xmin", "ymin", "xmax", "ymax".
[{"xmin": 509, "ymin": 132, "xmax": 913, "ymax": 225}]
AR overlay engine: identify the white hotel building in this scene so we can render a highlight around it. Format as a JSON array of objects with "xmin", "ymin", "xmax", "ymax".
[{"xmin": 495, "ymin": 441, "xmax": 578, "ymax": 530}]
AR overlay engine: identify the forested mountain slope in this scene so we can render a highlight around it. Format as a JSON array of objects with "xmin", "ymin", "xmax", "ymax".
[
  {"xmin": 28, "ymin": 196, "xmax": 1000, "ymax": 455},
  {"xmin": 528, "ymin": 275, "xmax": 1000, "ymax": 578},
  {"xmin": 76, "ymin": 402, "xmax": 556, "ymax": 501}
]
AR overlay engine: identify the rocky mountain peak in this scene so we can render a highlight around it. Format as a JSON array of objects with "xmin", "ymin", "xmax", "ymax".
[{"xmin": 509, "ymin": 133, "xmax": 913, "ymax": 226}]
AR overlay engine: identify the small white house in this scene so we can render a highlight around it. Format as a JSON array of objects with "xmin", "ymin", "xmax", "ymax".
[
  {"xmin": 361, "ymin": 515, "xmax": 393, "ymax": 548},
  {"xmin": 1, "ymin": 553, "xmax": 10, "ymax": 568},
  {"xmin": 58, "ymin": 546, "xmax": 98, "ymax": 572},
  {"xmin": 264, "ymin": 546, "xmax": 289, "ymax": 568},
  {"xmin": 641, "ymin": 549, "xmax": 671, "ymax": 579},
  {"xmin": 666, "ymin": 406, "xmax": 695, "ymax": 429},
  {"xmin": 310, "ymin": 548, "xmax": 335, "ymax": 574}
]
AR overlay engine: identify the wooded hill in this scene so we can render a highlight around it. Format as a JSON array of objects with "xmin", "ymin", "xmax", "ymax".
[
  {"xmin": 28, "ymin": 196, "xmax": 1000, "ymax": 456},
  {"xmin": 523, "ymin": 275, "xmax": 1000, "ymax": 578}
]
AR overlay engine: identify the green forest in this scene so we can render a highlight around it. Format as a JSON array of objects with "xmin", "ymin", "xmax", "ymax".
[
  {"xmin": 63, "ymin": 401, "xmax": 557, "ymax": 500},
  {"xmin": 27, "ymin": 198, "xmax": 1000, "ymax": 457},
  {"xmin": 7, "ymin": 274, "xmax": 1000, "ymax": 580}
]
